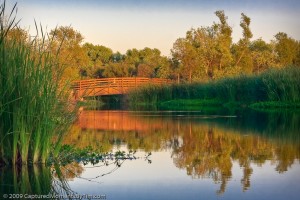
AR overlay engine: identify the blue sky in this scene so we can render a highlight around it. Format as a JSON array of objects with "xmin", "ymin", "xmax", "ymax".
[{"xmin": 7, "ymin": 0, "xmax": 300, "ymax": 56}]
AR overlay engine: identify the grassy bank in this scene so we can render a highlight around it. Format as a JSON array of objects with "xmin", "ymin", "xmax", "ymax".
[
  {"xmin": 128, "ymin": 66, "xmax": 300, "ymax": 109},
  {"xmin": 0, "ymin": 3, "xmax": 76, "ymax": 165}
]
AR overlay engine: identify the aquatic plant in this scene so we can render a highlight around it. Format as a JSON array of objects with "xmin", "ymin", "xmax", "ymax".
[
  {"xmin": 128, "ymin": 66, "xmax": 300, "ymax": 107},
  {"xmin": 0, "ymin": 1, "xmax": 76, "ymax": 165}
]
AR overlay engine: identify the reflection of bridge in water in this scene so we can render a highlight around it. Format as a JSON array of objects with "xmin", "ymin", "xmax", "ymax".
[
  {"xmin": 77, "ymin": 110, "xmax": 238, "ymax": 132},
  {"xmin": 72, "ymin": 77, "xmax": 172, "ymax": 99},
  {"xmin": 78, "ymin": 110, "xmax": 167, "ymax": 132}
]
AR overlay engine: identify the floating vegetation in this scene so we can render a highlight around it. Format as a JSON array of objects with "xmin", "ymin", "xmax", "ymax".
[{"xmin": 53, "ymin": 145, "xmax": 151, "ymax": 167}]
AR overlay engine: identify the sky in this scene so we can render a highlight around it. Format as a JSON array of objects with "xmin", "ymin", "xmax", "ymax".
[{"xmin": 6, "ymin": 0, "xmax": 300, "ymax": 56}]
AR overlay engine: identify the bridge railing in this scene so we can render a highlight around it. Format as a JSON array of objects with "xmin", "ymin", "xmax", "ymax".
[
  {"xmin": 71, "ymin": 77, "xmax": 172, "ymax": 97},
  {"xmin": 72, "ymin": 77, "xmax": 171, "ymax": 90}
]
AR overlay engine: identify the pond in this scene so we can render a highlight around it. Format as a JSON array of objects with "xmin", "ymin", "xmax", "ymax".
[{"xmin": 1, "ymin": 108, "xmax": 300, "ymax": 200}]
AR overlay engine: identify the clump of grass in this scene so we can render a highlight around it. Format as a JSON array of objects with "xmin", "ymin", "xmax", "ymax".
[
  {"xmin": 128, "ymin": 84, "xmax": 172, "ymax": 106},
  {"xmin": 128, "ymin": 66, "xmax": 300, "ymax": 108},
  {"xmin": 0, "ymin": 2, "xmax": 76, "ymax": 165},
  {"xmin": 261, "ymin": 66, "xmax": 300, "ymax": 102}
]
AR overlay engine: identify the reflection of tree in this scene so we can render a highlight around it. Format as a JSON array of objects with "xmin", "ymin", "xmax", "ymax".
[
  {"xmin": 65, "ymin": 110, "xmax": 300, "ymax": 194},
  {"xmin": 274, "ymin": 145, "xmax": 299, "ymax": 173},
  {"xmin": 171, "ymin": 124, "xmax": 300, "ymax": 194},
  {"xmin": 172, "ymin": 125, "xmax": 232, "ymax": 194}
]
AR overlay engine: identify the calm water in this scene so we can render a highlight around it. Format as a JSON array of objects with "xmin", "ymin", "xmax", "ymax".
[{"xmin": 1, "ymin": 109, "xmax": 300, "ymax": 199}]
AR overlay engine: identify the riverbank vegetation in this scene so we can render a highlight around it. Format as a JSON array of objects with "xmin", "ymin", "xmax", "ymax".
[
  {"xmin": 0, "ymin": 2, "xmax": 76, "ymax": 165},
  {"xmin": 128, "ymin": 66, "xmax": 300, "ymax": 108}
]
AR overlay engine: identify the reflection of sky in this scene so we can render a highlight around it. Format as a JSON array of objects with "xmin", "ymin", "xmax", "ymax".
[
  {"xmin": 68, "ymin": 150, "xmax": 300, "ymax": 200},
  {"xmin": 7, "ymin": 0, "xmax": 300, "ymax": 56}
]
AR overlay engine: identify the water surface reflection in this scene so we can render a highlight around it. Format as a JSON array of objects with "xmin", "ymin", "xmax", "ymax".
[
  {"xmin": 1, "ymin": 110, "xmax": 299, "ymax": 199},
  {"xmin": 63, "ymin": 110, "xmax": 300, "ymax": 197}
]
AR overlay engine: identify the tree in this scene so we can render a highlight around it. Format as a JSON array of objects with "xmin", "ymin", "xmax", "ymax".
[
  {"xmin": 125, "ymin": 48, "xmax": 140, "ymax": 67},
  {"xmin": 191, "ymin": 27, "xmax": 218, "ymax": 80},
  {"xmin": 83, "ymin": 43, "xmax": 113, "ymax": 78},
  {"xmin": 137, "ymin": 63, "xmax": 153, "ymax": 77},
  {"xmin": 234, "ymin": 13, "xmax": 253, "ymax": 73},
  {"xmin": 102, "ymin": 62, "xmax": 134, "ymax": 78},
  {"xmin": 274, "ymin": 32, "xmax": 298, "ymax": 66},
  {"xmin": 172, "ymin": 36, "xmax": 200, "ymax": 82},
  {"xmin": 84, "ymin": 43, "xmax": 113, "ymax": 66},
  {"xmin": 123, "ymin": 47, "xmax": 170, "ymax": 78},
  {"xmin": 111, "ymin": 52, "xmax": 124, "ymax": 63},
  {"xmin": 49, "ymin": 26, "xmax": 89, "ymax": 80},
  {"xmin": 171, "ymin": 11, "xmax": 234, "ymax": 82},
  {"xmin": 172, "ymin": 26, "xmax": 220, "ymax": 82},
  {"xmin": 6, "ymin": 27, "xmax": 29, "ymax": 43},
  {"xmin": 250, "ymin": 39, "xmax": 276, "ymax": 73},
  {"xmin": 156, "ymin": 57, "xmax": 172, "ymax": 79},
  {"xmin": 138, "ymin": 47, "xmax": 169, "ymax": 78},
  {"xmin": 214, "ymin": 10, "xmax": 233, "ymax": 71}
]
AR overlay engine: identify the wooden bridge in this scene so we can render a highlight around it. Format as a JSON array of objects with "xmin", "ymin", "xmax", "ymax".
[{"xmin": 72, "ymin": 77, "xmax": 172, "ymax": 99}]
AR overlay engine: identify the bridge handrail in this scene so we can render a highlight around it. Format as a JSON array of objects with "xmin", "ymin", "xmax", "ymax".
[{"xmin": 72, "ymin": 77, "xmax": 172, "ymax": 90}]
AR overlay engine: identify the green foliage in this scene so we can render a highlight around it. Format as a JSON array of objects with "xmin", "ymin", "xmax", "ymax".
[
  {"xmin": 250, "ymin": 39, "xmax": 276, "ymax": 73},
  {"xmin": 261, "ymin": 66, "xmax": 300, "ymax": 102},
  {"xmin": 128, "ymin": 66, "xmax": 300, "ymax": 108},
  {"xmin": 49, "ymin": 26, "xmax": 89, "ymax": 80},
  {"xmin": 170, "ymin": 11, "xmax": 300, "ymax": 82},
  {"xmin": 274, "ymin": 32, "xmax": 298, "ymax": 66},
  {"xmin": 55, "ymin": 145, "xmax": 139, "ymax": 166},
  {"xmin": 81, "ymin": 47, "xmax": 171, "ymax": 79},
  {"xmin": 0, "ymin": 3, "xmax": 76, "ymax": 165},
  {"xmin": 84, "ymin": 43, "xmax": 113, "ymax": 66}
]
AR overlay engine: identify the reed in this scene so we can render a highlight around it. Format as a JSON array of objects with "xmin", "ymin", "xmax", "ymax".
[
  {"xmin": 128, "ymin": 66, "xmax": 300, "ymax": 107},
  {"xmin": 0, "ymin": 1, "xmax": 76, "ymax": 165}
]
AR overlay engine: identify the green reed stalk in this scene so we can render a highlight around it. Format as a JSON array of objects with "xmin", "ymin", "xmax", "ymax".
[
  {"xmin": 0, "ymin": 1, "xmax": 77, "ymax": 165},
  {"xmin": 128, "ymin": 66, "xmax": 300, "ymax": 106}
]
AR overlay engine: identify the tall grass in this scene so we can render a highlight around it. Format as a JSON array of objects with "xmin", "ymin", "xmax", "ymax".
[
  {"xmin": 0, "ymin": 2, "xmax": 76, "ymax": 165},
  {"xmin": 128, "ymin": 66, "xmax": 300, "ymax": 106}
]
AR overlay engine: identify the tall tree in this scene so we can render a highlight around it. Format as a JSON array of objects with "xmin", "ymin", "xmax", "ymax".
[
  {"xmin": 172, "ymin": 11, "xmax": 234, "ymax": 82},
  {"xmin": 214, "ymin": 10, "xmax": 233, "ymax": 71},
  {"xmin": 49, "ymin": 26, "xmax": 89, "ymax": 80},
  {"xmin": 234, "ymin": 13, "xmax": 253, "ymax": 73},
  {"xmin": 172, "ymin": 36, "xmax": 200, "ymax": 82},
  {"xmin": 274, "ymin": 32, "xmax": 298, "ymax": 66},
  {"xmin": 84, "ymin": 43, "xmax": 113, "ymax": 66},
  {"xmin": 250, "ymin": 39, "xmax": 276, "ymax": 73}
]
